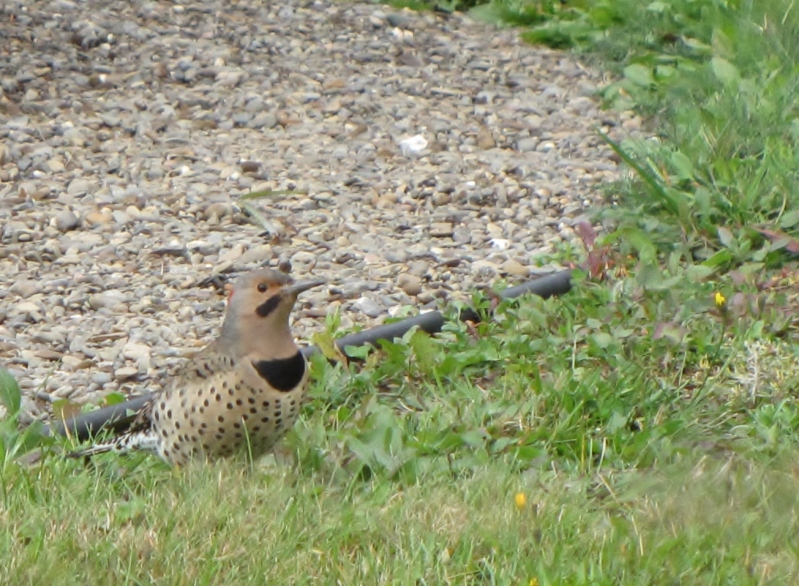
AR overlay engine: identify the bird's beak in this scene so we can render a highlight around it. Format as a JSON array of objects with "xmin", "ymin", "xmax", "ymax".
[{"xmin": 283, "ymin": 279, "xmax": 325, "ymax": 297}]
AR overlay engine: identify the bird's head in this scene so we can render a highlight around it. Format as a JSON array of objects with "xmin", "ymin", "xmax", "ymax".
[{"xmin": 221, "ymin": 268, "xmax": 323, "ymax": 356}]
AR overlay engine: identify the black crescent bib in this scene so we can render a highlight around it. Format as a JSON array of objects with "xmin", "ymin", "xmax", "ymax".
[{"xmin": 252, "ymin": 352, "xmax": 306, "ymax": 392}]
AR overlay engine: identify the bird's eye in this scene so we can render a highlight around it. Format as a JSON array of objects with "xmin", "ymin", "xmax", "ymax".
[{"xmin": 257, "ymin": 283, "xmax": 268, "ymax": 293}]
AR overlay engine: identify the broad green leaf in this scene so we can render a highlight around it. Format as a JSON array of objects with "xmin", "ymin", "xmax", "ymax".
[
  {"xmin": 589, "ymin": 6, "xmax": 617, "ymax": 28},
  {"xmin": 670, "ymin": 151, "xmax": 695, "ymax": 181},
  {"xmin": 790, "ymin": 119, "xmax": 799, "ymax": 140},
  {"xmin": 467, "ymin": 3, "xmax": 504, "ymax": 25},
  {"xmin": 655, "ymin": 64, "xmax": 676, "ymax": 81},
  {"xmin": 682, "ymin": 36, "xmax": 712, "ymax": 53},
  {"xmin": 710, "ymin": 27, "xmax": 735, "ymax": 59},
  {"xmin": 312, "ymin": 330, "xmax": 347, "ymax": 363},
  {"xmin": 711, "ymin": 27, "xmax": 735, "ymax": 59},
  {"xmin": 606, "ymin": 411, "xmax": 629, "ymax": 433},
  {"xmin": 613, "ymin": 328, "xmax": 636, "ymax": 339},
  {"xmin": 513, "ymin": 445, "xmax": 546, "ymax": 463},
  {"xmin": 344, "ymin": 344, "xmax": 371, "ymax": 360},
  {"xmin": 636, "ymin": 265, "xmax": 682, "ymax": 291},
  {"xmin": 458, "ymin": 430, "xmax": 487, "ymax": 448},
  {"xmin": 621, "ymin": 227, "xmax": 657, "ymax": 262},
  {"xmin": 695, "ymin": 186, "xmax": 712, "ymax": 216},
  {"xmin": 0, "ymin": 368, "xmax": 21, "ymax": 417},
  {"xmin": 711, "ymin": 57, "xmax": 740, "ymax": 86},
  {"xmin": 646, "ymin": 1, "xmax": 669, "ymax": 13},
  {"xmin": 491, "ymin": 437, "xmax": 517, "ymax": 453},
  {"xmin": 686, "ymin": 264, "xmax": 715, "ymax": 280},
  {"xmin": 780, "ymin": 209, "xmax": 799, "ymax": 229},
  {"xmin": 103, "ymin": 392, "xmax": 128, "ymax": 407},
  {"xmin": 408, "ymin": 328, "xmax": 438, "ymax": 374},
  {"xmin": 623, "ymin": 63, "xmax": 654, "ymax": 87},
  {"xmin": 636, "ymin": 263, "xmax": 664, "ymax": 288},
  {"xmin": 592, "ymin": 332, "xmax": 614, "ymax": 349},
  {"xmin": 717, "ymin": 226, "xmax": 736, "ymax": 249},
  {"xmin": 702, "ymin": 248, "xmax": 733, "ymax": 268},
  {"xmin": 53, "ymin": 399, "xmax": 82, "ymax": 422}
]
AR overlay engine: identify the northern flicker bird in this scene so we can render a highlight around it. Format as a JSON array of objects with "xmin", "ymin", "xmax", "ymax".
[{"xmin": 68, "ymin": 268, "xmax": 323, "ymax": 466}]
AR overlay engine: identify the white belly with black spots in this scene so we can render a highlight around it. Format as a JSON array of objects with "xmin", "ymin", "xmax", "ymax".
[{"xmin": 149, "ymin": 354, "xmax": 308, "ymax": 465}]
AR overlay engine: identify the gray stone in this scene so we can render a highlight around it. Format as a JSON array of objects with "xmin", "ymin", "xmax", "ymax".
[
  {"xmin": 354, "ymin": 297, "xmax": 383, "ymax": 318},
  {"xmin": 9, "ymin": 280, "xmax": 41, "ymax": 298},
  {"xmin": 516, "ymin": 137, "xmax": 539, "ymax": 152},
  {"xmin": 397, "ymin": 273, "xmax": 423, "ymax": 296},
  {"xmin": 114, "ymin": 366, "xmax": 139, "ymax": 380},
  {"xmin": 53, "ymin": 210, "xmax": 80, "ymax": 232},
  {"xmin": 499, "ymin": 259, "xmax": 529, "ymax": 277},
  {"xmin": 408, "ymin": 261, "xmax": 429, "ymax": 277},
  {"xmin": 89, "ymin": 291, "xmax": 128, "ymax": 311}
]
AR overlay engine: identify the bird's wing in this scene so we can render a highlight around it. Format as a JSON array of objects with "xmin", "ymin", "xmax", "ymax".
[
  {"xmin": 170, "ymin": 340, "xmax": 235, "ymax": 386},
  {"xmin": 66, "ymin": 342, "xmax": 235, "ymax": 460}
]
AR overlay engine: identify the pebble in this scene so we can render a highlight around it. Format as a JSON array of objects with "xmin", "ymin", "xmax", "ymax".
[
  {"xmin": 114, "ymin": 366, "xmax": 140, "ymax": 380},
  {"xmin": 122, "ymin": 342, "xmax": 151, "ymax": 362},
  {"xmin": 385, "ymin": 250, "xmax": 408, "ymax": 263},
  {"xmin": 54, "ymin": 211, "xmax": 80, "ymax": 232},
  {"xmin": 516, "ymin": 137, "xmax": 540, "ymax": 152},
  {"xmin": 91, "ymin": 372, "xmax": 113, "ymax": 385},
  {"xmin": 291, "ymin": 251, "xmax": 318, "ymax": 272},
  {"xmin": 472, "ymin": 261, "xmax": 498, "ymax": 279},
  {"xmin": 89, "ymin": 291, "xmax": 128, "ymax": 311},
  {"xmin": 397, "ymin": 273, "xmax": 423, "ymax": 296},
  {"xmin": 239, "ymin": 244, "xmax": 273, "ymax": 265},
  {"xmin": 408, "ymin": 261, "xmax": 429, "ymax": 277},
  {"xmin": 477, "ymin": 128, "xmax": 496, "ymax": 150},
  {"xmin": 9, "ymin": 280, "xmax": 42, "ymax": 298},
  {"xmin": 84, "ymin": 211, "xmax": 112, "ymax": 226},
  {"xmin": 500, "ymin": 259, "xmax": 529, "ymax": 277},
  {"xmin": 429, "ymin": 223, "xmax": 454, "ymax": 237},
  {"xmin": 354, "ymin": 297, "xmax": 384, "ymax": 318},
  {"xmin": 65, "ymin": 179, "xmax": 89, "ymax": 196},
  {"xmin": 0, "ymin": 0, "xmax": 635, "ymax": 419},
  {"xmin": 15, "ymin": 301, "xmax": 42, "ymax": 316}
]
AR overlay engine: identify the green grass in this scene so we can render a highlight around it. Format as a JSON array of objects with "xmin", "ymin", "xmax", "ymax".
[
  {"xmin": 4, "ymin": 0, "xmax": 799, "ymax": 583},
  {"xmin": 3, "ymin": 455, "xmax": 799, "ymax": 583},
  {"xmin": 472, "ymin": 0, "xmax": 799, "ymax": 268}
]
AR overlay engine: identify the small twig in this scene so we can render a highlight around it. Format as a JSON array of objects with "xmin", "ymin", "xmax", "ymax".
[
  {"xmin": 238, "ymin": 201, "xmax": 281, "ymax": 236},
  {"xmin": 238, "ymin": 189, "xmax": 304, "ymax": 201}
]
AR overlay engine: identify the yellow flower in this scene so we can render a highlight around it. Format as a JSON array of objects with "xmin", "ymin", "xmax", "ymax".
[
  {"xmin": 514, "ymin": 492, "xmax": 527, "ymax": 509},
  {"xmin": 529, "ymin": 579, "xmax": 539, "ymax": 586},
  {"xmin": 714, "ymin": 291, "xmax": 726, "ymax": 307}
]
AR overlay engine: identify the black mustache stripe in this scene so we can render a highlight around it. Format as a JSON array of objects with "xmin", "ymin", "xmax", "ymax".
[
  {"xmin": 252, "ymin": 352, "xmax": 306, "ymax": 392},
  {"xmin": 256, "ymin": 294, "xmax": 283, "ymax": 318}
]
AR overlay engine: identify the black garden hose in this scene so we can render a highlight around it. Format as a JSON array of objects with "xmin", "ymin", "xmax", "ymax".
[{"xmin": 45, "ymin": 269, "xmax": 572, "ymax": 441}]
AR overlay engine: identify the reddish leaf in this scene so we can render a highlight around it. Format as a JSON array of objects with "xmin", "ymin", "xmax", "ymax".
[
  {"xmin": 575, "ymin": 221, "xmax": 596, "ymax": 249},
  {"xmin": 755, "ymin": 227, "xmax": 799, "ymax": 254},
  {"xmin": 652, "ymin": 322, "xmax": 687, "ymax": 343}
]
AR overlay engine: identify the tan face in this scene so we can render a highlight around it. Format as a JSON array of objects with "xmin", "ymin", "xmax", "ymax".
[{"xmin": 227, "ymin": 269, "xmax": 323, "ymax": 324}]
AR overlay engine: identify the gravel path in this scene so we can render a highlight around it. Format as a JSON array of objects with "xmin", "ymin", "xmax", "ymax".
[{"xmin": 0, "ymin": 0, "xmax": 641, "ymax": 421}]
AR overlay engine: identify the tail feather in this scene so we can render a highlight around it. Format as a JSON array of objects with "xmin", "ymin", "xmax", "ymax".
[
  {"xmin": 66, "ymin": 442, "xmax": 116, "ymax": 459},
  {"xmin": 67, "ymin": 398, "xmax": 159, "ymax": 460},
  {"xmin": 67, "ymin": 431, "xmax": 160, "ymax": 459}
]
